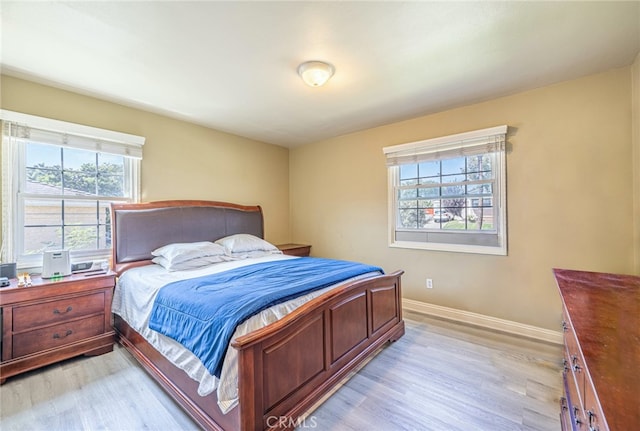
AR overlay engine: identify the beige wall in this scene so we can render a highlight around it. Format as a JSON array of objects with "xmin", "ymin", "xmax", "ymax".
[
  {"xmin": 2, "ymin": 65, "xmax": 635, "ymax": 331},
  {"xmin": 290, "ymin": 67, "xmax": 635, "ymax": 331},
  {"xmin": 632, "ymin": 53, "xmax": 640, "ymax": 274},
  {"xmin": 0, "ymin": 75, "xmax": 290, "ymax": 244}
]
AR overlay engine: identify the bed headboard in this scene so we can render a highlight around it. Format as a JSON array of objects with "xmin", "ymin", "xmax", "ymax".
[{"xmin": 110, "ymin": 200, "xmax": 263, "ymax": 274}]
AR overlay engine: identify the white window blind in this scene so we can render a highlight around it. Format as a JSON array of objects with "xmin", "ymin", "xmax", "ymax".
[
  {"xmin": 384, "ymin": 125, "xmax": 507, "ymax": 165},
  {"xmin": 1, "ymin": 110, "xmax": 144, "ymax": 158}
]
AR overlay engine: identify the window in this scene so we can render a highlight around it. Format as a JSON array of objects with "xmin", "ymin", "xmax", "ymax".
[
  {"xmin": 383, "ymin": 125, "xmax": 508, "ymax": 255},
  {"xmin": 1, "ymin": 110, "xmax": 144, "ymax": 268}
]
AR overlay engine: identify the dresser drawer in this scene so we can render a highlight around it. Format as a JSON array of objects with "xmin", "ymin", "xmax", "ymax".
[
  {"xmin": 560, "ymin": 373, "xmax": 571, "ymax": 431},
  {"xmin": 584, "ymin": 380, "xmax": 606, "ymax": 431},
  {"xmin": 566, "ymin": 364, "xmax": 586, "ymax": 428},
  {"xmin": 563, "ymin": 313, "xmax": 587, "ymax": 409},
  {"xmin": 12, "ymin": 292, "xmax": 105, "ymax": 332},
  {"xmin": 12, "ymin": 314, "xmax": 105, "ymax": 358}
]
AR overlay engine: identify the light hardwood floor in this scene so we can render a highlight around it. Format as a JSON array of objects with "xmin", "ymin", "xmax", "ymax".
[{"xmin": 0, "ymin": 311, "xmax": 563, "ymax": 430}]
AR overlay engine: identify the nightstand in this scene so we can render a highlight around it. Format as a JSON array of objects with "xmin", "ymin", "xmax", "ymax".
[
  {"xmin": 0, "ymin": 271, "xmax": 116, "ymax": 384},
  {"xmin": 277, "ymin": 243, "xmax": 312, "ymax": 257}
]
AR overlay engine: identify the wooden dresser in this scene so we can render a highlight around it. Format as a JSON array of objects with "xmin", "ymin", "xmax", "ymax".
[
  {"xmin": 554, "ymin": 268, "xmax": 639, "ymax": 431},
  {"xmin": 0, "ymin": 271, "xmax": 116, "ymax": 384}
]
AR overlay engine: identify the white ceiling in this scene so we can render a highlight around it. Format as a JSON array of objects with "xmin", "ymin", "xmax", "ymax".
[{"xmin": 1, "ymin": 1, "xmax": 639, "ymax": 148}]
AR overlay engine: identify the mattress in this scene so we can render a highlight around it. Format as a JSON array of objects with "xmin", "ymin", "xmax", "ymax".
[{"xmin": 111, "ymin": 254, "xmax": 379, "ymax": 413}]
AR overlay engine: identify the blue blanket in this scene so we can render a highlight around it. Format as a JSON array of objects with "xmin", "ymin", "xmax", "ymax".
[{"xmin": 148, "ymin": 257, "xmax": 383, "ymax": 377}]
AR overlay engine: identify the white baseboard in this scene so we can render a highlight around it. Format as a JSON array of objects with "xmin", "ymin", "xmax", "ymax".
[{"xmin": 403, "ymin": 298, "xmax": 563, "ymax": 345}]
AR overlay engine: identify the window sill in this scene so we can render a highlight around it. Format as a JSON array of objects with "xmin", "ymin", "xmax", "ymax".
[
  {"xmin": 389, "ymin": 240, "xmax": 507, "ymax": 256},
  {"xmin": 17, "ymin": 251, "xmax": 111, "ymax": 273}
]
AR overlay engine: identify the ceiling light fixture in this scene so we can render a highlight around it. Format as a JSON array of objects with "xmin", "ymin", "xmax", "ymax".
[{"xmin": 297, "ymin": 61, "xmax": 335, "ymax": 87}]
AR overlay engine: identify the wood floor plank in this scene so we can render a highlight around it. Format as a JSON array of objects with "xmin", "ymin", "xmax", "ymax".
[{"xmin": 0, "ymin": 311, "xmax": 563, "ymax": 430}]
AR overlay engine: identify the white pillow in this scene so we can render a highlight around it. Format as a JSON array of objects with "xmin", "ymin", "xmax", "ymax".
[
  {"xmin": 152, "ymin": 255, "xmax": 226, "ymax": 271},
  {"xmin": 151, "ymin": 241, "xmax": 227, "ymax": 264},
  {"xmin": 215, "ymin": 234, "xmax": 281, "ymax": 255}
]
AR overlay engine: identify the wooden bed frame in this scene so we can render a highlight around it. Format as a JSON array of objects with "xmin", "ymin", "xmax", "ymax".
[{"xmin": 110, "ymin": 200, "xmax": 405, "ymax": 431}]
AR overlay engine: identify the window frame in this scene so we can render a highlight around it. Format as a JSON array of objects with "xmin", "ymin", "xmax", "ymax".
[
  {"xmin": 1, "ymin": 110, "xmax": 144, "ymax": 269},
  {"xmin": 384, "ymin": 126, "xmax": 508, "ymax": 255}
]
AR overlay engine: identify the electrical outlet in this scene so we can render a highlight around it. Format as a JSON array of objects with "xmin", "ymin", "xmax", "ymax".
[{"xmin": 426, "ymin": 278, "xmax": 433, "ymax": 289}]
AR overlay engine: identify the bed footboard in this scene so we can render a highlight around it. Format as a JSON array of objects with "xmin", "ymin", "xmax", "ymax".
[{"xmin": 232, "ymin": 270, "xmax": 404, "ymax": 431}]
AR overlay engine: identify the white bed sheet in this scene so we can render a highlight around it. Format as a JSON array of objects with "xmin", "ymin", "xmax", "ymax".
[{"xmin": 111, "ymin": 254, "xmax": 379, "ymax": 414}]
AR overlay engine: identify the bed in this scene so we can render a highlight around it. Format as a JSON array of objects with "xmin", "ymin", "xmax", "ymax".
[{"xmin": 110, "ymin": 200, "xmax": 405, "ymax": 431}]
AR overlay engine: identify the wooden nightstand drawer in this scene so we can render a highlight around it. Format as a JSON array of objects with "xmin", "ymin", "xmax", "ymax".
[
  {"xmin": 12, "ymin": 292, "xmax": 105, "ymax": 332},
  {"xmin": 12, "ymin": 314, "xmax": 105, "ymax": 358},
  {"xmin": 1, "ymin": 272, "xmax": 115, "ymax": 384},
  {"xmin": 277, "ymin": 243, "xmax": 311, "ymax": 257}
]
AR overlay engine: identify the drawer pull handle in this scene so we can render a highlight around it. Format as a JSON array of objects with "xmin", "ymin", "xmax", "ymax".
[
  {"xmin": 560, "ymin": 397, "xmax": 568, "ymax": 411},
  {"xmin": 571, "ymin": 355, "xmax": 582, "ymax": 373},
  {"xmin": 53, "ymin": 306, "xmax": 73, "ymax": 315},
  {"xmin": 53, "ymin": 329, "xmax": 73, "ymax": 339},
  {"xmin": 587, "ymin": 410, "xmax": 599, "ymax": 431},
  {"xmin": 573, "ymin": 407, "xmax": 583, "ymax": 426}
]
